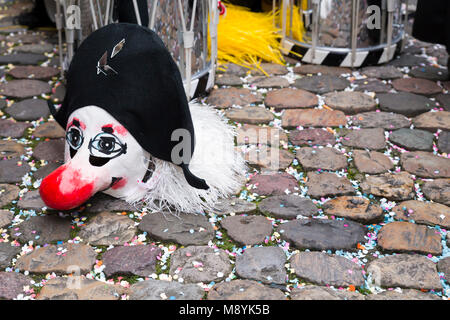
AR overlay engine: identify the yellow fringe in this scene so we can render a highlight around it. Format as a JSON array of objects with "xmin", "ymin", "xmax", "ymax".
[
  {"xmin": 275, "ymin": 4, "xmax": 305, "ymax": 43},
  {"xmin": 214, "ymin": 3, "xmax": 285, "ymax": 74}
]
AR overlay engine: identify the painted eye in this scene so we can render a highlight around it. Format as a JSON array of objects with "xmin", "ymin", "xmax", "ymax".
[
  {"xmin": 66, "ymin": 126, "xmax": 84, "ymax": 150},
  {"xmin": 89, "ymin": 132, "xmax": 127, "ymax": 158}
]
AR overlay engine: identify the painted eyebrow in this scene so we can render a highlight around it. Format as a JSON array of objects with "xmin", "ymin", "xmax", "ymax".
[
  {"xmin": 101, "ymin": 125, "xmax": 114, "ymax": 134},
  {"xmin": 67, "ymin": 118, "xmax": 85, "ymax": 130}
]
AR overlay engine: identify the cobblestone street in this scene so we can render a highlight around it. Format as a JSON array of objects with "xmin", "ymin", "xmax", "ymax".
[{"xmin": 0, "ymin": 0, "xmax": 449, "ymax": 300}]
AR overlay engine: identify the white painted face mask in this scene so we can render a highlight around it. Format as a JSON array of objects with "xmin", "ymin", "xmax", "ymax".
[
  {"xmin": 39, "ymin": 103, "xmax": 246, "ymax": 213},
  {"xmin": 39, "ymin": 106, "xmax": 151, "ymax": 210}
]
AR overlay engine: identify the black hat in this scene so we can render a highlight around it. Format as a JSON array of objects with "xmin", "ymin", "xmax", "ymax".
[{"xmin": 49, "ymin": 23, "xmax": 209, "ymax": 190}]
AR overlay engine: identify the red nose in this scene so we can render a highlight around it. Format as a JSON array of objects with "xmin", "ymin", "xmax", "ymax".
[{"xmin": 39, "ymin": 163, "xmax": 97, "ymax": 210}]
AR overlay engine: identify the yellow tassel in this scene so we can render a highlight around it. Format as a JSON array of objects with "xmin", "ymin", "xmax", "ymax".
[
  {"xmin": 214, "ymin": 3, "xmax": 285, "ymax": 74},
  {"xmin": 274, "ymin": 4, "xmax": 305, "ymax": 43}
]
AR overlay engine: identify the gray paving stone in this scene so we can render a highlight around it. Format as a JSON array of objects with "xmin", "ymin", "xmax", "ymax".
[
  {"xmin": 0, "ymin": 119, "xmax": 31, "ymax": 138},
  {"xmin": 0, "ymin": 158, "xmax": 30, "ymax": 183},
  {"xmin": 377, "ymin": 221, "xmax": 442, "ymax": 255},
  {"xmin": 293, "ymin": 65, "xmax": 351, "ymax": 76},
  {"xmin": 306, "ymin": 172, "xmax": 355, "ymax": 198},
  {"xmin": 207, "ymin": 88, "xmax": 263, "ymax": 108},
  {"xmin": 409, "ymin": 66, "xmax": 448, "ymax": 81},
  {"xmin": 248, "ymin": 76, "xmax": 289, "ymax": 88},
  {"xmin": 235, "ymin": 247, "xmax": 286, "ymax": 284},
  {"xmin": 102, "ymin": 245, "xmax": 161, "ymax": 277},
  {"xmin": 12, "ymin": 43, "xmax": 54, "ymax": 54},
  {"xmin": 389, "ymin": 128, "xmax": 434, "ymax": 151},
  {"xmin": 8, "ymin": 65, "xmax": 59, "ymax": 79},
  {"xmin": 242, "ymin": 145, "xmax": 294, "ymax": 170},
  {"xmin": 322, "ymin": 196, "xmax": 384, "ymax": 223},
  {"xmin": 0, "ymin": 184, "xmax": 20, "ymax": 207},
  {"xmin": 365, "ymin": 289, "xmax": 441, "ymax": 300},
  {"xmin": 221, "ymin": 215, "xmax": 273, "ymax": 245},
  {"xmin": 210, "ymin": 198, "xmax": 257, "ymax": 216},
  {"xmin": 438, "ymin": 257, "xmax": 450, "ymax": 281},
  {"xmin": 323, "ymin": 91, "xmax": 377, "ymax": 115},
  {"xmin": 16, "ymin": 243, "xmax": 97, "ymax": 274},
  {"xmin": 361, "ymin": 65, "xmax": 403, "ymax": 79},
  {"xmin": 0, "ymin": 79, "xmax": 51, "ymax": 98},
  {"xmin": 0, "ymin": 210, "xmax": 13, "ymax": 228},
  {"xmin": 78, "ymin": 212, "xmax": 136, "ymax": 246},
  {"xmin": 208, "ymin": 279, "xmax": 286, "ymax": 300},
  {"xmin": 392, "ymin": 78, "xmax": 442, "ymax": 96},
  {"xmin": 0, "ymin": 272, "xmax": 32, "ymax": 299},
  {"xmin": 290, "ymin": 285, "xmax": 365, "ymax": 300},
  {"xmin": 360, "ymin": 172, "xmax": 415, "ymax": 201},
  {"xmin": 248, "ymin": 172, "xmax": 298, "ymax": 196},
  {"xmin": 290, "ymin": 251, "xmax": 365, "ymax": 287},
  {"xmin": 293, "ymin": 75, "xmax": 350, "ymax": 94},
  {"xmin": 378, "ymin": 92, "xmax": 435, "ymax": 116},
  {"xmin": 0, "ymin": 140, "xmax": 25, "ymax": 160},
  {"xmin": 37, "ymin": 277, "xmax": 123, "ymax": 300},
  {"xmin": 215, "ymin": 74, "xmax": 243, "ymax": 86},
  {"xmin": 353, "ymin": 150, "xmax": 394, "ymax": 174},
  {"xmin": 438, "ymin": 131, "xmax": 450, "ymax": 154},
  {"xmin": 33, "ymin": 139, "xmax": 65, "ymax": 163},
  {"xmin": 85, "ymin": 193, "xmax": 137, "ymax": 213},
  {"xmin": 128, "ymin": 280, "xmax": 204, "ymax": 300},
  {"xmin": 258, "ymin": 195, "xmax": 318, "ymax": 219},
  {"xmin": 367, "ymin": 254, "xmax": 442, "ymax": 290},
  {"xmin": 353, "ymin": 78, "xmax": 392, "ymax": 93},
  {"xmin": 16, "ymin": 189, "xmax": 46, "ymax": 210},
  {"xmin": 0, "ymin": 53, "xmax": 46, "ymax": 65},
  {"xmin": 265, "ymin": 88, "xmax": 318, "ymax": 110},
  {"xmin": 277, "ymin": 218, "xmax": 366, "ymax": 250},
  {"xmin": 251, "ymin": 63, "xmax": 288, "ymax": 76},
  {"xmin": 422, "ymin": 179, "xmax": 450, "ymax": 206},
  {"xmin": 349, "ymin": 111, "xmax": 411, "ymax": 130},
  {"xmin": 341, "ymin": 128, "xmax": 386, "ymax": 150},
  {"xmin": 392, "ymin": 200, "xmax": 450, "ymax": 229},
  {"xmin": 401, "ymin": 151, "xmax": 450, "ymax": 178},
  {"xmin": 388, "ymin": 54, "xmax": 428, "ymax": 67},
  {"xmin": 169, "ymin": 246, "xmax": 232, "ymax": 283},
  {"xmin": 289, "ymin": 128, "xmax": 336, "ymax": 146},
  {"xmin": 0, "ymin": 243, "xmax": 20, "ymax": 268},
  {"xmin": 10, "ymin": 215, "xmax": 72, "ymax": 245},
  {"xmin": 413, "ymin": 111, "xmax": 450, "ymax": 132},
  {"xmin": 6, "ymin": 98, "xmax": 50, "ymax": 120},
  {"xmin": 225, "ymin": 106, "xmax": 274, "ymax": 124},
  {"xmin": 139, "ymin": 212, "xmax": 214, "ymax": 246},
  {"xmin": 296, "ymin": 147, "xmax": 348, "ymax": 171}
]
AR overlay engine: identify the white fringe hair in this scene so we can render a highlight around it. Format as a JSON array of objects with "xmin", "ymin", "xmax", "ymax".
[{"xmin": 125, "ymin": 102, "xmax": 246, "ymax": 214}]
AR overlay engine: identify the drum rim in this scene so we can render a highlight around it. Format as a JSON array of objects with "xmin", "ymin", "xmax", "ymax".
[
  {"xmin": 186, "ymin": 61, "xmax": 213, "ymax": 83},
  {"xmin": 285, "ymin": 28, "xmax": 404, "ymax": 54}
]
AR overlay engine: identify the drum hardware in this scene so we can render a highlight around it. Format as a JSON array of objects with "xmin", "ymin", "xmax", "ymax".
[
  {"xmin": 54, "ymin": 0, "xmax": 64, "ymax": 78},
  {"xmin": 50, "ymin": 0, "xmax": 218, "ymax": 99},
  {"xmin": 279, "ymin": 0, "xmax": 405, "ymax": 67},
  {"xmin": 310, "ymin": 0, "xmax": 320, "ymax": 63},
  {"xmin": 386, "ymin": 0, "xmax": 395, "ymax": 62},
  {"xmin": 132, "ymin": 0, "xmax": 142, "ymax": 26},
  {"xmin": 177, "ymin": 0, "xmax": 198, "ymax": 99},
  {"xmin": 351, "ymin": 0, "xmax": 360, "ymax": 67}
]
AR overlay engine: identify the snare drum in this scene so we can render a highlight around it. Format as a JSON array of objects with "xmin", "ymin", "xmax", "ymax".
[
  {"xmin": 49, "ymin": 0, "xmax": 219, "ymax": 99},
  {"xmin": 278, "ymin": 0, "xmax": 406, "ymax": 67}
]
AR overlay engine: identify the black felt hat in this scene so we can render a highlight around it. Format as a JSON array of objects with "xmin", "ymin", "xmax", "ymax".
[{"xmin": 49, "ymin": 23, "xmax": 209, "ymax": 190}]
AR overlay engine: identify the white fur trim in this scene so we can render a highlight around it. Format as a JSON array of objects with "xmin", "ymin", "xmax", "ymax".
[{"xmin": 124, "ymin": 103, "xmax": 246, "ymax": 213}]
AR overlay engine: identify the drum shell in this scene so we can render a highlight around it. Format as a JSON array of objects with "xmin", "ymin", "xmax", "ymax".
[
  {"xmin": 280, "ymin": 0, "xmax": 405, "ymax": 66},
  {"xmin": 49, "ymin": 0, "xmax": 217, "ymax": 98},
  {"xmin": 147, "ymin": 0, "xmax": 213, "ymax": 92}
]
